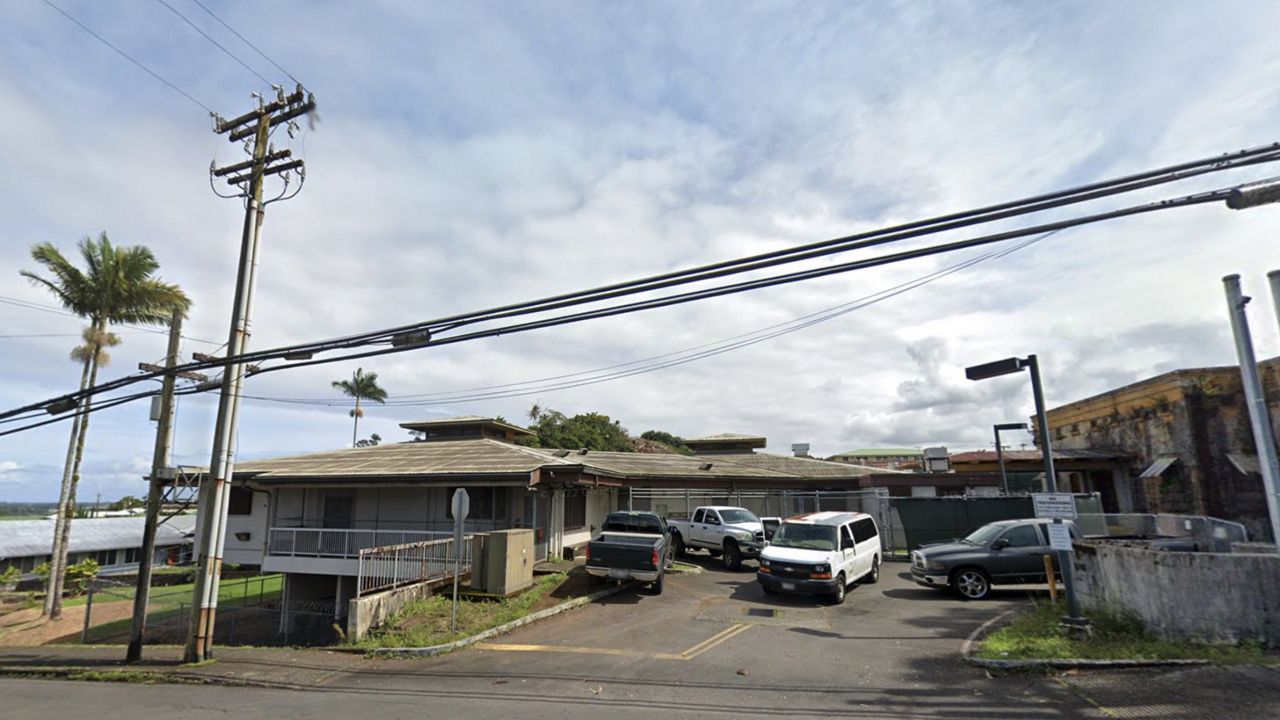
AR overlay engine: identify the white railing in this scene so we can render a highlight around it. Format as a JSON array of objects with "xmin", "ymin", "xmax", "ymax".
[
  {"xmin": 356, "ymin": 536, "xmax": 472, "ymax": 597},
  {"xmin": 267, "ymin": 527, "xmax": 453, "ymax": 559}
]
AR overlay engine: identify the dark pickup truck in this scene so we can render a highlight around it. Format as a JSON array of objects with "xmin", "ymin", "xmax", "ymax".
[{"xmin": 584, "ymin": 511, "xmax": 672, "ymax": 595}]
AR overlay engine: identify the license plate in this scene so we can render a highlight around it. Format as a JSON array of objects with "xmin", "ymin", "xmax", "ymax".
[
  {"xmin": 781, "ymin": 582, "xmax": 796, "ymax": 591},
  {"xmin": 608, "ymin": 569, "xmax": 629, "ymax": 579}
]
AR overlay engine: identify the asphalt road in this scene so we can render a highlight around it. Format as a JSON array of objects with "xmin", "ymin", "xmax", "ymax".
[{"xmin": 3, "ymin": 557, "xmax": 1110, "ymax": 719}]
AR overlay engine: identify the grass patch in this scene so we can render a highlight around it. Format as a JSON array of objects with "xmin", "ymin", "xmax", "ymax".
[
  {"xmin": 355, "ymin": 573, "xmax": 571, "ymax": 649},
  {"xmin": 65, "ymin": 574, "xmax": 282, "ymax": 608},
  {"xmin": 978, "ymin": 601, "xmax": 1267, "ymax": 663},
  {"xmin": 65, "ymin": 669, "xmax": 168, "ymax": 684}
]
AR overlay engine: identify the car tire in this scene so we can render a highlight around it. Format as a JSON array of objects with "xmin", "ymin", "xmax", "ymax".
[
  {"xmin": 863, "ymin": 556, "xmax": 880, "ymax": 584},
  {"xmin": 672, "ymin": 533, "xmax": 687, "ymax": 558},
  {"xmin": 650, "ymin": 573, "xmax": 664, "ymax": 595},
  {"xmin": 830, "ymin": 573, "xmax": 846, "ymax": 605},
  {"xmin": 723, "ymin": 543, "xmax": 742, "ymax": 571},
  {"xmin": 951, "ymin": 567, "xmax": 991, "ymax": 600}
]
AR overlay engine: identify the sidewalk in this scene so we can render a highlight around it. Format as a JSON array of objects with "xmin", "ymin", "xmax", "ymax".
[{"xmin": 0, "ymin": 644, "xmax": 371, "ymax": 688}]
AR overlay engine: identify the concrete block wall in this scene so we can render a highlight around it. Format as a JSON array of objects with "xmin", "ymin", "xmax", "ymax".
[{"xmin": 1074, "ymin": 541, "xmax": 1280, "ymax": 647}]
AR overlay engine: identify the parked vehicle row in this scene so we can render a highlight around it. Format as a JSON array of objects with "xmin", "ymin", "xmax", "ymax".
[{"xmin": 588, "ymin": 506, "xmax": 1075, "ymax": 605}]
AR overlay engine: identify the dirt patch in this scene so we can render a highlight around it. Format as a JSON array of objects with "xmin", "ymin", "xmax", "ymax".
[
  {"xmin": 531, "ymin": 572, "xmax": 593, "ymax": 612},
  {"xmin": 0, "ymin": 601, "xmax": 139, "ymax": 646}
]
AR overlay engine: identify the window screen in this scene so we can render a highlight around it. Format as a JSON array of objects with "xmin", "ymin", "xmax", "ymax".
[{"xmin": 564, "ymin": 493, "xmax": 587, "ymax": 530}]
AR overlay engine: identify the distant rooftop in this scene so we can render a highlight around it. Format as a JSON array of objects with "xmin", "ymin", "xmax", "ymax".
[
  {"xmin": 684, "ymin": 433, "xmax": 768, "ymax": 454},
  {"xmin": 831, "ymin": 448, "xmax": 922, "ymax": 458},
  {"xmin": 399, "ymin": 416, "xmax": 534, "ymax": 443},
  {"xmin": 0, "ymin": 516, "xmax": 195, "ymax": 559}
]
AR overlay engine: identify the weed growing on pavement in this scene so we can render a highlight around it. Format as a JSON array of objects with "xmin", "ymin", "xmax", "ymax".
[
  {"xmin": 355, "ymin": 573, "xmax": 568, "ymax": 649},
  {"xmin": 978, "ymin": 600, "xmax": 1267, "ymax": 663},
  {"xmin": 65, "ymin": 669, "xmax": 168, "ymax": 684}
]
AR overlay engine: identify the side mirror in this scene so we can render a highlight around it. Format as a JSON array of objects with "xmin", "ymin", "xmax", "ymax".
[{"xmin": 992, "ymin": 538, "xmax": 1010, "ymax": 550}]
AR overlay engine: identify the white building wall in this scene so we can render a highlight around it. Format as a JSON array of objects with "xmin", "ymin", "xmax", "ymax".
[{"xmin": 225, "ymin": 489, "xmax": 270, "ymax": 567}]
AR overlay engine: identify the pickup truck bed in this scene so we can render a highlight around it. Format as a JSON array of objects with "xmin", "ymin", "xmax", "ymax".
[{"xmin": 584, "ymin": 511, "xmax": 671, "ymax": 594}]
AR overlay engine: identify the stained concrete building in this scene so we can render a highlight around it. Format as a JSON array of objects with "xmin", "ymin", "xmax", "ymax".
[{"xmin": 1045, "ymin": 358, "xmax": 1280, "ymax": 540}]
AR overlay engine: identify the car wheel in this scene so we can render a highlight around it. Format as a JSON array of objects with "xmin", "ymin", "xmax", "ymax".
[
  {"xmin": 650, "ymin": 573, "xmax": 664, "ymax": 595},
  {"xmin": 672, "ymin": 533, "xmax": 687, "ymax": 558},
  {"xmin": 723, "ymin": 543, "xmax": 742, "ymax": 571},
  {"xmin": 952, "ymin": 568, "xmax": 991, "ymax": 600},
  {"xmin": 830, "ymin": 573, "xmax": 846, "ymax": 605},
  {"xmin": 864, "ymin": 556, "xmax": 880, "ymax": 584}
]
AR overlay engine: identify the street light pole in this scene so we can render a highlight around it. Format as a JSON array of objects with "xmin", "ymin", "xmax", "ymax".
[
  {"xmin": 993, "ymin": 423, "xmax": 1029, "ymax": 495},
  {"xmin": 967, "ymin": 355, "xmax": 1086, "ymax": 632}
]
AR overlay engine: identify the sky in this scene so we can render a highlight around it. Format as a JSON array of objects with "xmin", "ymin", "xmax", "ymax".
[{"xmin": 2, "ymin": 1, "xmax": 1279, "ymax": 503}]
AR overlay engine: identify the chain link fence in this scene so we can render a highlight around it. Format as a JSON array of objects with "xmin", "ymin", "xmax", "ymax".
[{"xmin": 76, "ymin": 573, "xmax": 337, "ymax": 647}]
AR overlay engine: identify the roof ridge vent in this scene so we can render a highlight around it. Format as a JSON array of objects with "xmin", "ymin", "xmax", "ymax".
[{"xmin": 553, "ymin": 450, "xmax": 571, "ymax": 458}]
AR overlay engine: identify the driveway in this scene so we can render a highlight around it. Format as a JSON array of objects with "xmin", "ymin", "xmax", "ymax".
[{"xmin": 8, "ymin": 558, "xmax": 1269, "ymax": 718}]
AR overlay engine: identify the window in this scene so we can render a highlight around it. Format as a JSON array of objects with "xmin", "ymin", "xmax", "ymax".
[
  {"xmin": 770, "ymin": 523, "xmax": 837, "ymax": 551},
  {"xmin": 96, "ymin": 549, "xmax": 116, "ymax": 565},
  {"xmin": 692, "ymin": 509, "xmax": 705, "ymax": 523},
  {"xmin": 564, "ymin": 493, "xmax": 586, "ymax": 531},
  {"xmin": 123, "ymin": 547, "xmax": 140, "ymax": 564},
  {"xmin": 852, "ymin": 518, "xmax": 878, "ymax": 543},
  {"xmin": 228, "ymin": 486, "xmax": 254, "ymax": 516},
  {"xmin": 839, "ymin": 525, "xmax": 854, "ymax": 550},
  {"xmin": 718, "ymin": 509, "xmax": 758, "ymax": 524},
  {"xmin": 1000, "ymin": 525, "xmax": 1043, "ymax": 548},
  {"xmin": 447, "ymin": 487, "xmax": 506, "ymax": 521}
]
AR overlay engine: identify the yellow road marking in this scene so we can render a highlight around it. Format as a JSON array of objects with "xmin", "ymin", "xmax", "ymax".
[
  {"xmin": 476, "ymin": 623, "xmax": 754, "ymax": 661},
  {"xmin": 475, "ymin": 642, "xmax": 681, "ymax": 660},
  {"xmin": 679, "ymin": 623, "xmax": 752, "ymax": 659}
]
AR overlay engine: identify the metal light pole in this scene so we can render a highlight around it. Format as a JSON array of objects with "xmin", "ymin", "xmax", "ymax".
[
  {"xmin": 993, "ymin": 422, "xmax": 1029, "ymax": 495},
  {"xmin": 1224, "ymin": 275, "xmax": 1280, "ymax": 547},
  {"xmin": 967, "ymin": 355, "xmax": 1086, "ymax": 630}
]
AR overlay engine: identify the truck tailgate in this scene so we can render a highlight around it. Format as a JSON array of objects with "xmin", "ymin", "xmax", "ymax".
[{"xmin": 588, "ymin": 533, "xmax": 661, "ymax": 571}]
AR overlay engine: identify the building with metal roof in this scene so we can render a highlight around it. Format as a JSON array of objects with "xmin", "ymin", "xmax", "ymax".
[{"xmin": 0, "ymin": 515, "xmax": 195, "ymax": 577}]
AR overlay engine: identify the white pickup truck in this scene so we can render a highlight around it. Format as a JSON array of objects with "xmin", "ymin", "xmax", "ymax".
[{"xmin": 667, "ymin": 506, "xmax": 766, "ymax": 571}]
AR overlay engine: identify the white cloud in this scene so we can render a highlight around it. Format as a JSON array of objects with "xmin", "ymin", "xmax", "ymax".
[{"xmin": 1, "ymin": 3, "xmax": 1279, "ymax": 500}]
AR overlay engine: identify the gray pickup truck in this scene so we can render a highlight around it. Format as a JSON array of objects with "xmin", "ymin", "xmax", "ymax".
[{"xmin": 584, "ymin": 512, "xmax": 672, "ymax": 594}]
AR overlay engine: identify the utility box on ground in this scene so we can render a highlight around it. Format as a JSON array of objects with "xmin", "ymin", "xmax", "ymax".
[{"xmin": 472, "ymin": 529, "xmax": 534, "ymax": 596}]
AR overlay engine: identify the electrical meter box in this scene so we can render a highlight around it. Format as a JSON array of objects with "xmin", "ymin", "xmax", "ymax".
[{"xmin": 473, "ymin": 529, "xmax": 534, "ymax": 596}]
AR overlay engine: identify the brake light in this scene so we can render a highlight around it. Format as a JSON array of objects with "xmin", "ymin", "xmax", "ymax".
[
  {"xmin": 651, "ymin": 548, "xmax": 659, "ymax": 567},
  {"xmin": 584, "ymin": 546, "xmax": 590, "ymax": 561}
]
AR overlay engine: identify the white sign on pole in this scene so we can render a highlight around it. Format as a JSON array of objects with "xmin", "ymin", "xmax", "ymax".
[
  {"xmin": 1032, "ymin": 492, "xmax": 1077, "ymax": 519},
  {"xmin": 1047, "ymin": 521, "xmax": 1074, "ymax": 551},
  {"xmin": 450, "ymin": 489, "xmax": 469, "ymax": 634}
]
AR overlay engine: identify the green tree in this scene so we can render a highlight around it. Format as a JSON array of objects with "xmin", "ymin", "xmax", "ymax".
[
  {"xmin": 520, "ymin": 407, "xmax": 634, "ymax": 452},
  {"xmin": 331, "ymin": 367, "xmax": 388, "ymax": 448},
  {"xmin": 22, "ymin": 233, "xmax": 189, "ymax": 619},
  {"xmin": 640, "ymin": 430, "xmax": 693, "ymax": 455},
  {"xmin": 355, "ymin": 433, "xmax": 382, "ymax": 448},
  {"xmin": 107, "ymin": 495, "xmax": 144, "ymax": 511}
]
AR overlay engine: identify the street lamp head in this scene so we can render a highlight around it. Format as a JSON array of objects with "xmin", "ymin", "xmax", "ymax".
[{"xmin": 965, "ymin": 357, "xmax": 1025, "ymax": 381}]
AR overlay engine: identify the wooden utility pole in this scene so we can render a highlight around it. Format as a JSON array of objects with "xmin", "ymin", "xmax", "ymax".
[
  {"xmin": 184, "ymin": 87, "xmax": 314, "ymax": 663},
  {"xmin": 126, "ymin": 309, "xmax": 183, "ymax": 663}
]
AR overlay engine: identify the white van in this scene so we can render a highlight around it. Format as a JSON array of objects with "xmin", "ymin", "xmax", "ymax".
[{"xmin": 756, "ymin": 512, "xmax": 881, "ymax": 604}]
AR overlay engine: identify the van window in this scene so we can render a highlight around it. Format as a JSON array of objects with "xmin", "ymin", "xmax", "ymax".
[
  {"xmin": 771, "ymin": 523, "xmax": 837, "ymax": 551},
  {"xmin": 839, "ymin": 525, "xmax": 854, "ymax": 550},
  {"xmin": 852, "ymin": 518, "xmax": 878, "ymax": 543}
]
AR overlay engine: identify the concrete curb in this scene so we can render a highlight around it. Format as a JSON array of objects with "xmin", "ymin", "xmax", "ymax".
[
  {"xmin": 364, "ymin": 581, "xmax": 631, "ymax": 658},
  {"xmin": 960, "ymin": 606, "xmax": 1211, "ymax": 672}
]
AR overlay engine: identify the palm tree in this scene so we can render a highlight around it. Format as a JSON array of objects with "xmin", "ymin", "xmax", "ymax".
[
  {"xmin": 22, "ymin": 233, "xmax": 190, "ymax": 619},
  {"xmin": 331, "ymin": 367, "xmax": 387, "ymax": 448}
]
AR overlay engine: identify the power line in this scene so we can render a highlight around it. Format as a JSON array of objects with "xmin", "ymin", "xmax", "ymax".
[
  {"xmin": 0, "ymin": 295, "xmax": 222, "ymax": 345},
  {"xmin": 39, "ymin": 0, "xmax": 216, "ymax": 115},
  {"xmin": 188, "ymin": 0, "xmax": 300, "ymax": 85},
  {"xmin": 4, "ymin": 145, "xmax": 1277, "ymax": 423},
  {"xmin": 153, "ymin": 0, "xmax": 273, "ymax": 87},
  {"xmin": 242, "ymin": 233, "xmax": 1052, "ymax": 407}
]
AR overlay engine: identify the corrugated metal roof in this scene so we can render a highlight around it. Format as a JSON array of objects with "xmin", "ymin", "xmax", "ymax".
[{"xmin": 0, "ymin": 516, "xmax": 194, "ymax": 560}]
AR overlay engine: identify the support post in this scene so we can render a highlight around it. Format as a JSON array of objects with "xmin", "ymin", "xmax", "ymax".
[
  {"xmin": 994, "ymin": 426, "xmax": 1009, "ymax": 495},
  {"xmin": 1026, "ymin": 355, "xmax": 1085, "ymax": 628},
  {"xmin": 126, "ymin": 309, "xmax": 183, "ymax": 662},
  {"xmin": 1226, "ymin": 275, "xmax": 1280, "ymax": 547},
  {"xmin": 81, "ymin": 583, "xmax": 94, "ymax": 643}
]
